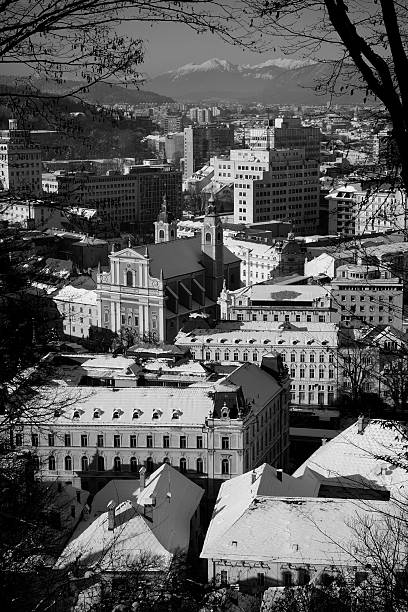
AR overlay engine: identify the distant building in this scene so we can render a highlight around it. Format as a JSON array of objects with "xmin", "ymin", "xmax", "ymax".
[
  {"xmin": 175, "ymin": 322, "xmax": 339, "ymax": 407},
  {"xmin": 223, "ymin": 234, "xmax": 306, "ymax": 285},
  {"xmin": 213, "ymin": 148, "xmax": 320, "ymax": 234},
  {"xmin": 183, "ymin": 125, "xmax": 234, "ymax": 179},
  {"xmin": 326, "ymin": 183, "xmax": 406, "ymax": 236},
  {"xmin": 0, "ymin": 198, "xmax": 66, "ymax": 230},
  {"xmin": 53, "ymin": 284, "xmax": 98, "ymax": 339},
  {"xmin": 218, "ymin": 282, "xmax": 333, "ymax": 324},
  {"xmin": 248, "ymin": 116, "xmax": 321, "ymax": 161},
  {"xmin": 0, "ymin": 119, "xmax": 42, "ymax": 196},
  {"xmin": 330, "ymin": 264, "xmax": 403, "ymax": 329},
  {"xmin": 42, "ymin": 165, "xmax": 182, "ymax": 234}
]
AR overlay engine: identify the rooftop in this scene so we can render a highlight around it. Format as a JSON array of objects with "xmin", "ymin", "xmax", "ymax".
[
  {"xmin": 293, "ymin": 419, "xmax": 408, "ymax": 499},
  {"xmin": 230, "ymin": 283, "xmax": 330, "ymax": 303}
]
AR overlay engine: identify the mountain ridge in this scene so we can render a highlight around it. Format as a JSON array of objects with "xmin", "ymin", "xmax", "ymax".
[{"xmin": 146, "ymin": 57, "xmax": 365, "ymax": 104}]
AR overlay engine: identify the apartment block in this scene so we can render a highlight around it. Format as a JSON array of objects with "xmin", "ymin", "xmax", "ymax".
[
  {"xmin": 183, "ymin": 124, "xmax": 234, "ymax": 179},
  {"xmin": 248, "ymin": 116, "xmax": 321, "ymax": 161},
  {"xmin": 0, "ymin": 119, "xmax": 42, "ymax": 196}
]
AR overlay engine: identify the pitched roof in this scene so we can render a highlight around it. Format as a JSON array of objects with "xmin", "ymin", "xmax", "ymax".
[
  {"xmin": 293, "ymin": 419, "xmax": 408, "ymax": 499},
  {"xmin": 223, "ymin": 363, "xmax": 282, "ymax": 412},
  {"xmin": 201, "ymin": 496, "xmax": 395, "ymax": 566},
  {"xmin": 132, "ymin": 235, "xmax": 239, "ymax": 280},
  {"xmin": 56, "ymin": 464, "xmax": 203, "ymax": 572}
]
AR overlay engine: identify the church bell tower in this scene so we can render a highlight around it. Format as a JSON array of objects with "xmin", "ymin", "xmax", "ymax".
[
  {"xmin": 154, "ymin": 194, "xmax": 178, "ymax": 244},
  {"xmin": 201, "ymin": 193, "xmax": 224, "ymax": 301}
]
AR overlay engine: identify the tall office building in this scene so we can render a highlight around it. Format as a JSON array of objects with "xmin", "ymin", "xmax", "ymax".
[
  {"xmin": 0, "ymin": 119, "xmax": 42, "ymax": 196},
  {"xmin": 213, "ymin": 148, "xmax": 320, "ymax": 234},
  {"xmin": 248, "ymin": 116, "xmax": 321, "ymax": 162},
  {"xmin": 44, "ymin": 165, "xmax": 182, "ymax": 233},
  {"xmin": 183, "ymin": 124, "xmax": 234, "ymax": 179}
]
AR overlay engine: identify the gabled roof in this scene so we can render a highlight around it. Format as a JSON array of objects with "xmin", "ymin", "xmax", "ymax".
[
  {"xmin": 131, "ymin": 235, "xmax": 240, "ymax": 280},
  {"xmin": 201, "ymin": 464, "xmax": 319, "ymax": 561},
  {"xmin": 201, "ymin": 496, "xmax": 395, "ymax": 566},
  {"xmin": 293, "ymin": 419, "xmax": 408, "ymax": 499},
  {"xmin": 56, "ymin": 464, "xmax": 203, "ymax": 572},
  {"xmin": 223, "ymin": 363, "xmax": 282, "ymax": 412}
]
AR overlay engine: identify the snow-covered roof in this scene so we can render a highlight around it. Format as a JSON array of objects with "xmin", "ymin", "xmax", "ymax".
[
  {"xmin": 293, "ymin": 419, "xmax": 408, "ymax": 500},
  {"xmin": 53, "ymin": 284, "xmax": 98, "ymax": 306},
  {"xmin": 31, "ymin": 386, "xmax": 215, "ymax": 426},
  {"xmin": 56, "ymin": 463, "xmax": 203, "ymax": 572},
  {"xmin": 201, "ymin": 495, "xmax": 395, "ymax": 566}
]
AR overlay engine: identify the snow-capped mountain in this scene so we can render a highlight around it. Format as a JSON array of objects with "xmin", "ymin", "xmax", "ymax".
[{"xmin": 146, "ymin": 57, "xmax": 363, "ymax": 104}]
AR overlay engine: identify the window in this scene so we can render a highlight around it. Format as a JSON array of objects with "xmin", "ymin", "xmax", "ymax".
[
  {"xmin": 300, "ymin": 353, "xmax": 305, "ymax": 363},
  {"xmin": 233, "ymin": 351, "xmax": 239, "ymax": 361},
  {"xmin": 282, "ymin": 572, "xmax": 292, "ymax": 587},
  {"xmin": 81, "ymin": 456, "xmax": 89, "ymax": 472},
  {"xmin": 15, "ymin": 433, "xmax": 22, "ymax": 446},
  {"xmin": 64, "ymin": 456, "xmax": 72, "ymax": 471},
  {"xmin": 205, "ymin": 232, "xmax": 211, "ymax": 243},
  {"xmin": 48, "ymin": 433, "xmax": 54, "ymax": 447},
  {"xmin": 93, "ymin": 410, "xmax": 100, "ymax": 419},
  {"xmin": 243, "ymin": 352, "xmax": 248, "ymax": 362},
  {"xmin": 97, "ymin": 434, "xmax": 104, "ymax": 447},
  {"xmin": 126, "ymin": 270, "xmax": 133, "ymax": 287},
  {"xmin": 73, "ymin": 410, "xmax": 80, "ymax": 419},
  {"xmin": 180, "ymin": 457, "xmax": 187, "ymax": 472},
  {"xmin": 130, "ymin": 457, "xmax": 138, "ymax": 472},
  {"xmin": 146, "ymin": 457, "xmax": 154, "ymax": 472},
  {"xmin": 81, "ymin": 434, "xmax": 88, "ymax": 447},
  {"xmin": 180, "ymin": 436, "xmax": 187, "ymax": 448},
  {"xmin": 196, "ymin": 458, "xmax": 204, "ymax": 473},
  {"xmin": 147, "ymin": 435, "xmax": 153, "ymax": 448},
  {"xmin": 319, "ymin": 353, "xmax": 325, "ymax": 363},
  {"xmin": 64, "ymin": 434, "xmax": 71, "ymax": 447},
  {"xmin": 253, "ymin": 352, "xmax": 258, "ymax": 362},
  {"xmin": 220, "ymin": 570, "xmax": 228, "ymax": 586},
  {"xmin": 48, "ymin": 455, "xmax": 56, "ymax": 471},
  {"xmin": 114, "ymin": 434, "xmax": 121, "ymax": 448},
  {"xmin": 214, "ymin": 351, "xmax": 220, "ymax": 361},
  {"xmin": 112, "ymin": 410, "xmax": 120, "ymax": 420},
  {"xmin": 113, "ymin": 456, "xmax": 121, "ymax": 472},
  {"xmin": 32, "ymin": 433, "xmax": 39, "ymax": 446},
  {"xmin": 224, "ymin": 351, "xmax": 230, "ymax": 361},
  {"xmin": 163, "ymin": 435, "xmax": 170, "ymax": 448},
  {"xmin": 319, "ymin": 368, "xmax": 324, "ymax": 379},
  {"xmin": 196, "ymin": 435, "xmax": 203, "ymax": 449},
  {"xmin": 290, "ymin": 353, "xmax": 296, "ymax": 363},
  {"xmin": 97, "ymin": 455, "xmax": 105, "ymax": 471},
  {"xmin": 205, "ymin": 351, "xmax": 211, "ymax": 361},
  {"xmin": 298, "ymin": 569, "xmax": 310, "ymax": 586},
  {"xmin": 257, "ymin": 573, "xmax": 265, "ymax": 587},
  {"xmin": 310, "ymin": 354, "xmax": 315, "ymax": 363},
  {"xmin": 130, "ymin": 434, "xmax": 137, "ymax": 448},
  {"xmin": 329, "ymin": 353, "xmax": 334, "ymax": 363},
  {"xmin": 221, "ymin": 436, "xmax": 230, "ymax": 450},
  {"xmin": 221, "ymin": 458, "xmax": 230, "ymax": 474},
  {"xmin": 309, "ymin": 368, "xmax": 315, "ymax": 378}
]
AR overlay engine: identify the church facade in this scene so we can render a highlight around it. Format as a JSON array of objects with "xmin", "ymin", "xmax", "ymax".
[{"xmin": 97, "ymin": 200, "xmax": 240, "ymax": 342}]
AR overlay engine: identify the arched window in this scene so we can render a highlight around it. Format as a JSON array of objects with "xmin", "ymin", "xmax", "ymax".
[
  {"xmin": 163, "ymin": 457, "xmax": 170, "ymax": 464},
  {"xmin": 180, "ymin": 457, "xmax": 187, "ymax": 473},
  {"xmin": 73, "ymin": 410, "xmax": 80, "ymax": 420},
  {"xmin": 132, "ymin": 410, "xmax": 139, "ymax": 419},
  {"xmin": 32, "ymin": 455, "xmax": 40, "ymax": 471},
  {"xmin": 130, "ymin": 457, "xmax": 138, "ymax": 472},
  {"xmin": 214, "ymin": 351, "xmax": 220, "ymax": 361},
  {"xmin": 252, "ymin": 352, "xmax": 258, "ymax": 362},
  {"xmin": 81, "ymin": 456, "xmax": 89, "ymax": 472},
  {"xmin": 65, "ymin": 455, "xmax": 72, "ymax": 471},
  {"xmin": 221, "ymin": 458, "xmax": 229, "ymax": 475},
  {"xmin": 196, "ymin": 458, "xmax": 204, "ymax": 474},
  {"xmin": 112, "ymin": 410, "xmax": 120, "ymax": 419},
  {"xmin": 224, "ymin": 350, "xmax": 230, "ymax": 361},
  {"xmin": 126, "ymin": 270, "xmax": 133, "ymax": 287},
  {"xmin": 159, "ymin": 229, "xmax": 165, "ymax": 239},
  {"xmin": 233, "ymin": 351, "xmax": 239, "ymax": 361},
  {"xmin": 93, "ymin": 410, "xmax": 100, "ymax": 419},
  {"xmin": 146, "ymin": 457, "xmax": 154, "ymax": 472},
  {"xmin": 205, "ymin": 232, "xmax": 212, "ymax": 244},
  {"xmin": 243, "ymin": 352, "xmax": 248, "ymax": 362},
  {"xmin": 97, "ymin": 455, "xmax": 105, "ymax": 471},
  {"xmin": 48, "ymin": 455, "xmax": 56, "ymax": 471},
  {"xmin": 113, "ymin": 456, "xmax": 121, "ymax": 472}
]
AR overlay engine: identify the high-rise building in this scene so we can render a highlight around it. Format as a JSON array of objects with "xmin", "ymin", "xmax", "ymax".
[
  {"xmin": 44, "ymin": 165, "xmax": 182, "ymax": 234},
  {"xmin": 183, "ymin": 125, "xmax": 234, "ymax": 179},
  {"xmin": 0, "ymin": 119, "xmax": 42, "ymax": 196},
  {"xmin": 248, "ymin": 116, "xmax": 321, "ymax": 161},
  {"xmin": 213, "ymin": 148, "xmax": 320, "ymax": 234}
]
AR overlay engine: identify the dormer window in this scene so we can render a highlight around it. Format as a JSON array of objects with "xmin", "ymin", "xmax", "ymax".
[
  {"xmin": 132, "ymin": 410, "xmax": 140, "ymax": 419},
  {"xmin": 93, "ymin": 410, "xmax": 100, "ymax": 419},
  {"xmin": 112, "ymin": 410, "xmax": 120, "ymax": 420},
  {"xmin": 221, "ymin": 403, "xmax": 230, "ymax": 419},
  {"xmin": 172, "ymin": 409, "xmax": 182, "ymax": 420},
  {"xmin": 152, "ymin": 409, "xmax": 162, "ymax": 420},
  {"xmin": 73, "ymin": 410, "xmax": 80, "ymax": 420},
  {"xmin": 54, "ymin": 409, "xmax": 61, "ymax": 418}
]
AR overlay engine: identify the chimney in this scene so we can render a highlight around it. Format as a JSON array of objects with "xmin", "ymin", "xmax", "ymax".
[
  {"xmin": 9, "ymin": 119, "xmax": 17, "ymax": 131},
  {"xmin": 107, "ymin": 500, "xmax": 116, "ymax": 531},
  {"xmin": 321, "ymin": 438, "xmax": 328, "ymax": 446},
  {"xmin": 357, "ymin": 414, "xmax": 365, "ymax": 435},
  {"xmin": 251, "ymin": 469, "xmax": 256, "ymax": 484},
  {"xmin": 276, "ymin": 468, "xmax": 283, "ymax": 482},
  {"xmin": 139, "ymin": 466, "xmax": 147, "ymax": 490}
]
